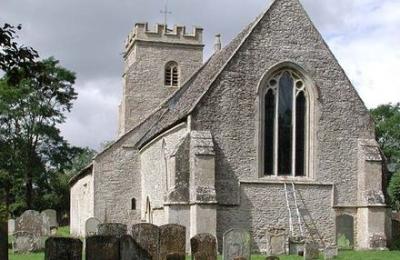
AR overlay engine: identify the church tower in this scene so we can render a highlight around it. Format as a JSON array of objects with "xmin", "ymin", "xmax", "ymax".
[{"xmin": 118, "ymin": 23, "xmax": 204, "ymax": 135}]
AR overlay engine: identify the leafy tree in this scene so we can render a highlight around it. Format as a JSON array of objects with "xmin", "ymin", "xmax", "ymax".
[
  {"xmin": 388, "ymin": 171, "xmax": 400, "ymax": 211},
  {"xmin": 0, "ymin": 57, "xmax": 77, "ymax": 212},
  {"xmin": 370, "ymin": 103, "xmax": 400, "ymax": 173},
  {"xmin": 0, "ymin": 23, "xmax": 38, "ymax": 84}
]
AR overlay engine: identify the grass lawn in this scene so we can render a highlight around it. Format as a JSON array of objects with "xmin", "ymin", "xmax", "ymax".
[{"xmin": 9, "ymin": 250, "xmax": 400, "ymax": 260}]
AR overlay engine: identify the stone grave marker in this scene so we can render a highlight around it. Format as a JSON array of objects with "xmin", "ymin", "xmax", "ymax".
[
  {"xmin": 160, "ymin": 224, "xmax": 186, "ymax": 260},
  {"xmin": 304, "ymin": 241, "xmax": 319, "ymax": 260},
  {"xmin": 266, "ymin": 228, "xmax": 287, "ymax": 256},
  {"xmin": 190, "ymin": 233, "xmax": 217, "ymax": 260},
  {"xmin": 86, "ymin": 235, "xmax": 120, "ymax": 260},
  {"xmin": 323, "ymin": 246, "xmax": 338, "ymax": 260},
  {"xmin": 120, "ymin": 234, "xmax": 151, "ymax": 260},
  {"xmin": 132, "ymin": 223, "xmax": 160, "ymax": 260},
  {"xmin": 41, "ymin": 209, "xmax": 58, "ymax": 228},
  {"xmin": 97, "ymin": 223, "xmax": 127, "ymax": 238},
  {"xmin": 85, "ymin": 217, "xmax": 101, "ymax": 237},
  {"xmin": 16, "ymin": 210, "xmax": 50, "ymax": 237},
  {"xmin": 8, "ymin": 219, "xmax": 15, "ymax": 234},
  {"xmin": 265, "ymin": 256, "xmax": 280, "ymax": 260},
  {"xmin": 223, "ymin": 229, "xmax": 251, "ymax": 260},
  {"xmin": 45, "ymin": 237, "xmax": 82, "ymax": 260},
  {"xmin": 13, "ymin": 231, "xmax": 43, "ymax": 253},
  {"xmin": 0, "ymin": 221, "xmax": 8, "ymax": 260}
]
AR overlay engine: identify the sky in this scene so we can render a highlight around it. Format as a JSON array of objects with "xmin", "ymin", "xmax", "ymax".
[{"xmin": 1, "ymin": 0, "xmax": 399, "ymax": 150}]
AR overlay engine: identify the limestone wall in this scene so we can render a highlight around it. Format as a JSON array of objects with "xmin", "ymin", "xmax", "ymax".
[
  {"xmin": 121, "ymin": 28, "xmax": 203, "ymax": 134},
  {"xmin": 139, "ymin": 123, "xmax": 189, "ymax": 224},
  {"xmin": 70, "ymin": 173, "xmax": 94, "ymax": 237},
  {"xmin": 92, "ymin": 144, "xmax": 141, "ymax": 227},
  {"xmin": 191, "ymin": 0, "xmax": 377, "ymax": 250}
]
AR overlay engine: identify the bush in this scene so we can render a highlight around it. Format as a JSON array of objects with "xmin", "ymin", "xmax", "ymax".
[{"xmin": 389, "ymin": 171, "xmax": 400, "ymax": 210}]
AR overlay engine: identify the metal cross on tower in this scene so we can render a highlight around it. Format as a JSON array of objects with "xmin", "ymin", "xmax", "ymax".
[{"xmin": 160, "ymin": 0, "xmax": 172, "ymax": 26}]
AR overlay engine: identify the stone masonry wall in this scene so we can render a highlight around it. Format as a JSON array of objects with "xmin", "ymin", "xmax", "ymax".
[
  {"xmin": 70, "ymin": 174, "xmax": 94, "ymax": 237},
  {"xmin": 122, "ymin": 41, "xmax": 203, "ymax": 134},
  {"xmin": 140, "ymin": 123, "xmax": 189, "ymax": 224},
  {"xmin": 191, "ymin": 0, "xmax": 376, "ymax": 250}
]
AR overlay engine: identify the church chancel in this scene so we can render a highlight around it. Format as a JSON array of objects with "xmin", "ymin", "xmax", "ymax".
[{"xmin": 70, "ymin": 0, "xmax": 390, "ymax": 252}]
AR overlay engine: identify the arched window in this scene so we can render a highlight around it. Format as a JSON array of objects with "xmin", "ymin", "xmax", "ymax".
[
  {"xmin": 261, "ymin": 69, "xmax": 310, "ymax": 177},
  {"xmin": 131, "ymin": 198, "xmax": 136, "ymax": 210},
  {"xmin": 165, "ymin": 61, "xmax": 179, "ymax": 87}
]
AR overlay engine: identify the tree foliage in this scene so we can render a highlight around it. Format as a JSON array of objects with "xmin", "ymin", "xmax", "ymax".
[
  {"xmin": 371, "ymin": 103, "xmax": 400, "ymax": 173},
  {"xmin": 0, "ymin": 23, "xmax": 91, "ymax": 218}
]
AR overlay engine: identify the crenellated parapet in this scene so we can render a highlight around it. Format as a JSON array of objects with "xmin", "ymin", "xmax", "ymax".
[{"xmin": 124, "ymin": 23, "xmax": 203, "ymax": 54}]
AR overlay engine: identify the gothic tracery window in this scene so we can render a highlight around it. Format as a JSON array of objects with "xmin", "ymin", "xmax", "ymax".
[
  {"xmin": 262, "ymin": 69, "xmax": 309, "ymax": 177},
  {"xmin": 165, "ymin": 61, "xmax": 179, "ymax": 87}
]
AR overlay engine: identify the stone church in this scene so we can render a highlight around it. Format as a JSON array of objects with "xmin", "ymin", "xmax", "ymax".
[{"xmin": 69, "ymin": 0, "xmax": 391, "ymax": 252}]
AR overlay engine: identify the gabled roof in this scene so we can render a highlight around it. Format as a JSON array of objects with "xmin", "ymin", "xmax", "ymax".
[{"xmin": 95, "ymin": 0, "xmax": 281, "ymax": 158}]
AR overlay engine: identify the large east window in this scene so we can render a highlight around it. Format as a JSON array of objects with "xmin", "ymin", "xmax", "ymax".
[{"xmin": 262, "ymin": 69, "xmax": 309, "ymax": 177}]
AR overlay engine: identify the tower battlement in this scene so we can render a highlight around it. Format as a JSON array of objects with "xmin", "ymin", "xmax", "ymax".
[{"xmin": 125, "ymin": 23, "xmax": 203, "ymax": 52}]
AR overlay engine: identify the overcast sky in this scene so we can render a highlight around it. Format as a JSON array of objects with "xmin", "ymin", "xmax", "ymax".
[{"xmin": 1, "ymin": 0, "xmax": 399, "ymax": 150}]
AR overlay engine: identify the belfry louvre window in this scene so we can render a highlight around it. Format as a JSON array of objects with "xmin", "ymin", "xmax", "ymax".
[
  {"xmin": 165, "ymin": 61, "xmax": 179, "ymax": 87},
  {"xmin": 263, "ymin": 70, "xmax": 309, "ymax": 177}
]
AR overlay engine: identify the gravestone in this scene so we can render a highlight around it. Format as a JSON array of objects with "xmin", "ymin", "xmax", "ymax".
[
  {"xmin": 85, "ymin": 217, "xmax": 101, "ymax": 237},
  {"xmin": 336, "ymin": 215, "xmax": 354, "ymax": 249},
  {"xmin": 86, "ymin": 235, "xmax": 120, "ymax": 260},
  {"xmin": 323, "ymin": 246, "xmax": 338, "ymax": 260},
  {"xmin": 160, "ymin": 224, "xmax": 186, "ymax": 260},
  {"xmin": 304, "ymin": 241, "xmax": 319, "ymax": 260},
  {"xmin": 45, "ymin": 237, "xmax": 82, "ymax": 260},
  {"xmin": 266, "ymin": 228, "xmax": 287, "ymax": 256},
  {"xmin": 0, "ymin": 221, "xmax": 8, "ymax": 260},
  {"xmin": 120, "ymin": 235, "xmax": 151, "ymax": 260},
  {"xmin": 41, "ymin": 209, "xmax": 58, "ymax": 228},
  {"xmin": 223, "ymin": 229, "xmax": 251, "ymax": 260},
  {"xmin": 265, "ymin": 256, "xmax": 280, "ymax": 260},
  {"xmin": 132, "ymin": 223, "xmax": 160, "ymax": 260},
  {"xmin": 8, "ymin": 219, "xmax": 15, "ymax": 234},
  {"xmin": 190, "ymin": 233, "xmax": 217, "ymax": 260},
  {"xmin": 15, "ymin": 210, "xmax": 50, "ymax": 237},
  {"xmin": 98, "ymin": 223, "xmax": 127, "ymax": 238},
  {"xmin": 13, "ymin": 231, "xmax": 43, "ymax": 253}
]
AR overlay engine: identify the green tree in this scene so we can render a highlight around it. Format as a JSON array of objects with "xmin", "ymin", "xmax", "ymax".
[
  {"xmin": 0, "ymin": 23, "xmax": 38, "ymax": 84},
  {"xmin": 388, "ymin": 171, "xmax": 400, "ymax": 211},
  {"xmin": 370, "ymin": 103, "xmax": 400, "ymax": 173},
  {"xmin": 0, "ymin": 57, "xmax": 77, "ymax": 212}
]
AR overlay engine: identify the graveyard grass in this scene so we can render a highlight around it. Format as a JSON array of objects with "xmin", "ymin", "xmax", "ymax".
[{"xmin": 8, "ymin": 250, "xmax": 400, "ymax": 259}]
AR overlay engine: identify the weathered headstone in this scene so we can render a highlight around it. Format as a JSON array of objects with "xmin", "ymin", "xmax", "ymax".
[
  {"xmin": 190, "ymin": 233, "xmax": 217, "ymax": 260},
  {"xmin": 97, "ymin": 223, "xmax": 127, "ymax": 238},
  {"xmin": 13, "ymin": 231, "xmax": 43, "ymax": 253},
  {"xmin": 266, "ymin": 228, "xmax": 287, "ymax": 256},
  {"xmin": 45, "ymin": 237, "xmax": 82, "ymax": 260},
  {"xmin": 265, "ymin": 256, "xmax": 280, "ymax": 260},
  {"xmin": 120, "ymin": 235, "xmax": 151, "ymax": 260},
  {"xmin": 304, "ymin": 241, "xmax": 319, "ymax": 260},
  {"xmin": 223, "ymin": 229, "xmax": 251, "ymax": 260},
  {"xmin": 15, "ymin": 210, "xmax": 50, "ymax": 237},
  {"xmin": 323, "ymin": 246, "xmax": 338, "ymax": 260},
  {"xmin": 41, "ymin": 209, "xmax": 58, "ymax": 228},
  {"xmin": 85, "ymin": 217, "xmax": 101, "ymax": 237},
  {"xmin": 132, "ymin": 223, "xmax": 160, "ymax": 260},
  {"xmin": 369, "ymin": 234, "xmax": 387, "ymax": 249},
  {"xmin": 86, "ymin": 235, "xmax": 120, "ymax": 260},
  {"xmin": 160, "ymin": 224, "xmax": 186, "ymax": 260},
  {"xmin": 0, "ymin": 221, "xmax": 8, "ymax": 260},
  {"xmin": 8, "ymin": 219, "xmax": 15, "ymax": 234}
]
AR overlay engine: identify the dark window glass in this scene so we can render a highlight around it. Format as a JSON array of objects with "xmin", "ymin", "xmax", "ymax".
[
  {"xmin": 172, "ymin": 67, "xmax": 178, "ymax": 86},
  {"xmin": 278, "ymin": 72, "xmax": 293, "ymax": 176},
  {"xmin": 264, "ymin": 89, "xmax": 275, "ymax": 175},
  {"xmin": 295, "ymin": 92, "xmax": 306, "ymax": 176},
  {"xmin": 131, "ymin": 198, "xmax": 136, "ymax": 210}
]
